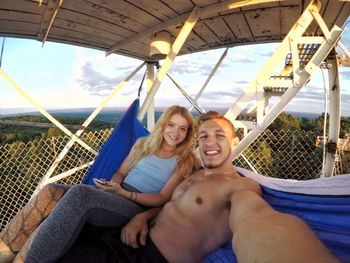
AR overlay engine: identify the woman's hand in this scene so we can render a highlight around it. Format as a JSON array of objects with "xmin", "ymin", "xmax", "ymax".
[
  {"xmin": 95, "ymin": 180, "xmax": 125, "ymax": 195},
  {"xmin": 120, "ymin": 213, "xmax": 149, "ymax": 248}
]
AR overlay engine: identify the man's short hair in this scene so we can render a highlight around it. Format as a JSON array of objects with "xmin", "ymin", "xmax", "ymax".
[{"xmin": 198, "ymin": 111, "xmax": 236, "ymax": 137}]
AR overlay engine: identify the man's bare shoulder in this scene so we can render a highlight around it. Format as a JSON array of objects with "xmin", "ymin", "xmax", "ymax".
[{"xmin": 229, "ymin": 175, "xmax": 262, "ymax": 196}]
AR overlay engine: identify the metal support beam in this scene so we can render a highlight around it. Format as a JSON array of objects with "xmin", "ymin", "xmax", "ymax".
[
  {"xmin": 138, "ymin": 6, "xmax": 200, "ymax": 121},
  {"xmin": 0, "ymin": 67, "xmax": 97, "ymax": 155},
  {"xmin": 166, "ymin": 73, "xmax": 205, "ymax": 114},
  {"xmin": 322, "ymin": 52, "xmax": 341, "ymax": 177},
  {"xmin": 225, "ymin": 1, "xmax": 320, "ymax": 122},
  {"xmin": 146, "ymin": 62, "xmax": 156, "ymax": 131},
  {"xmin": 34, "ymin": 62, "xmax": 145, "ymax": 193},
  {"xmin": 256, "ymin": 87, "xmax": 265, "ymax": 125},
  {"xmin": 337, "ymin": 41, "xmax": 350, "ymax": 66},
  {"xmin": 189, "ymin": 47, "xmax": 228, "ymax": 112},
  {"xmin": 45, "ymin": 161, "xmax": 94, "ymax": 184},
  {"xmin": 231, "ymin": 25, "xmax": 342, "ymax": 159},
  {"xmin": 37, "ymin": 0, "xmax": 63, "ymax": 44}
]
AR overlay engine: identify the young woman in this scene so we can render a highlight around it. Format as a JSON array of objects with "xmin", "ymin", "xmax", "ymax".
[{"xmin": 0, "ymin": 105, "xmax": 200, "ymax": 263}]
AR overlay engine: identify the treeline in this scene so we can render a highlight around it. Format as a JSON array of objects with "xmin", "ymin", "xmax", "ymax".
[
  {"xmin": 268, "ymin": 113, "xmax": 350, "ymax": 137},
  {"xmin": 231, "ymin": 113, "xmax": 350, "ymax": 178},
  {"xmin": 1, "ymin": 113, "xmax": 350, "ymax": 145},
  {"xmin": 0, "ymin": 115, "xmax": 114, "ymax": 145}
]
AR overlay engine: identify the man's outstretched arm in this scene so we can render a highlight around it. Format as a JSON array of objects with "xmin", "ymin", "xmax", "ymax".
[
  {"xmin": 229, "ymin": 190, "xmax": 340, "ymax": 263},
  {"xmin": 120, "ymin": 207, "xmax": 161, "ymax": 248}
]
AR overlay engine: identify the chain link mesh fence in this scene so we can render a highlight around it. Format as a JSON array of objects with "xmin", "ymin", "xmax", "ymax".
[
  {"xmin": 0, "ymin": 128, "xmax": 347, "ymax": 231},
  {"xmin": 0, "ymin": 128, "xmax": 112, "ymax": 231},
  {"xmin": 233, "ymin": 129, "xmax": 326, "ymax": 180}
]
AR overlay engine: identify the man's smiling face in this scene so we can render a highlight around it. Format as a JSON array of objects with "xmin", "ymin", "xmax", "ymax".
[{"xmin": 197, "ymin": 118, "xmax": 235, "ymax": 170}]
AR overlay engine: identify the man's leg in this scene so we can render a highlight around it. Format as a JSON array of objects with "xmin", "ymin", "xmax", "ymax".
[
  {"xmin": 230, "ymin": 190, "xmax": 339, "ymax": 263},
  {"xmin": 0, "ymin": 184, "xmax": 68, "ymax": 253},
  {"xmin": 58, "ymin": 229, "xmax": 167, "ymax": 263}
]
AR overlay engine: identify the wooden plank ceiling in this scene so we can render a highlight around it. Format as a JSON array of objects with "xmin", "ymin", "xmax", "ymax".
[{"xmin": 0, "ymin": 0, "xmax": 349, "ymax": 61}]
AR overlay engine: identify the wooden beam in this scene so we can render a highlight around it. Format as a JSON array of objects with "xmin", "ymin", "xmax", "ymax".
[
  {"xmin": 37, "ymin": 0, "xmax": 64, "ymax": 43},
  {"xmin": 106, "ymin": 0, "xmax": 279, "ymax": 56}
]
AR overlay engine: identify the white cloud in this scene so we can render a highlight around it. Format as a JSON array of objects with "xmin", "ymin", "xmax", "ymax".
[
  {"xmin": 3, "ymin": 38, "xmax": 350, "ymax": 116},
  {"xmin": 71, "ymin": 49, "xmax": 143, "ymax": 98},
  {"xmin": 227, "ymin": 55, "xmax": 256, "ymax": 64}
]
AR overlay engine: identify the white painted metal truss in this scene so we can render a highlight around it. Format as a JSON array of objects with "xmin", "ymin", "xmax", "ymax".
[
  {"xmin": 0, "ymin": 0, "xmax": 349, "ymax": 203},
  {"xmin": 0, "ymin": 0, "xmax": 348, "ymax": 196},
  {"xmin": 0, "ymin": 4, "xmax": 350, "ymax": 239}
]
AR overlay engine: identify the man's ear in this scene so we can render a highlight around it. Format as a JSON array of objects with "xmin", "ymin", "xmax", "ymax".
[{"xmin": 231, "ymin": 136, "xmax": 240, "ymax": 148}]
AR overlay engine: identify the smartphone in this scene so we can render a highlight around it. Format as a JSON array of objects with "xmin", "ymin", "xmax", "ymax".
[{"xmin": 93, "ymin": 178, "xmax": 108, "ymax": 185}]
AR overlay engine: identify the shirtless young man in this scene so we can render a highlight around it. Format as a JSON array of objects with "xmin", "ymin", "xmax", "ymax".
[{"xmin": 120, "ymin": 111, "xmax": 339, "ymax": 263}]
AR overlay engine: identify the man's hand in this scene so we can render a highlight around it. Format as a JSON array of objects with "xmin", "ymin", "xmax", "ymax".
[{"xmin": 121, "ymin": 213, "xmax": 149, "ymax": 248}]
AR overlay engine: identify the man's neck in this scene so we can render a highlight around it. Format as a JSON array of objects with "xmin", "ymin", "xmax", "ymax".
[{"xmin": 204, "ymin": 164, "xmax": 236, "ymax": 176}]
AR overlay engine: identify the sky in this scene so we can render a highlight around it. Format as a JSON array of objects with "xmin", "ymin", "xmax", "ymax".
[{"xmin": 1, "ymin": 24, "xmax": 350, "ymax": 117}]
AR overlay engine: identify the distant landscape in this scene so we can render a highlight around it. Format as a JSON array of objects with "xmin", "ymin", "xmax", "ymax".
[
  {"xmin": 1, "ymin": 107, "xmax": 320, "ymax": 122},
  {"xmin": 1, "ymin": 107, "xmax": 349, "ymax": 145},
  {"xmin": 1, "ymin": 108, "xmax": 349, "ymax": 177}
]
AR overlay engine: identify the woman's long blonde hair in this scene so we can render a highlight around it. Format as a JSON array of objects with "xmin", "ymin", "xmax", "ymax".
[{"xmin": 126, "ymin": 105, "xmax": 199, "ymax": 178}]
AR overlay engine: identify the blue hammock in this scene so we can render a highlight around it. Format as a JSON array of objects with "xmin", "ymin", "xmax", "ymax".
[
  {"xmin": 203, "ymin": 168, "xmax": 350, "ymax": 263},
  {"xmin": 81, "ymin": 101, "xmax": 350, "ymax": 262},
  {"xmin": 82, "ymin": 99, "xmax": 149, "ymax": 186}
]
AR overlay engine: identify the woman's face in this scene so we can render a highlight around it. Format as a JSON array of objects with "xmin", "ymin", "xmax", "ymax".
[{"xmin": 162, "ymin": 113, "xmax": 189, "ymax": 148}]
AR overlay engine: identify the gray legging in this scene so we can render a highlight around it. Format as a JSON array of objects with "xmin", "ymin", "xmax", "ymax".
[{"xmin": 25, "ymin": 184, "xmax": 144, "ymax": 263}]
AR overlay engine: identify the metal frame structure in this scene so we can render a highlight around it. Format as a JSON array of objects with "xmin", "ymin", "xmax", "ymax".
[
  {"xmin": 137, "ymin": 6, "xmax": 201, "ymax": 121},
  {"xmin": 136, "ymin": 0, "xmax": 344, "ymax": 176},
  {"xmin": 0, "ymin": 0, "xmax": 348, "ymax": 193},
  {"xmin": 223, "ymin": 1, "xmax": 343, "ymax": 177},
  {"xmin": 322, "ymin": 51, "xmax": 341, "ymax": 177}
]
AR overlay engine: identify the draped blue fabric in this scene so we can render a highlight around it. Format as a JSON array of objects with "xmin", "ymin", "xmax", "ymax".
[
  {"xmin": 82, "ymin": 99, "xmax": 149, "ymax": 186},
  {"xmin": 203, "ymin": 186, "xmax": 350, "ymax": 263},
  {"xmin": 263, "ymin": 186, "xmax": 350, "ymax": 262}
]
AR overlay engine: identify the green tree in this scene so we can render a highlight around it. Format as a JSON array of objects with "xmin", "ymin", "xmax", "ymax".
[
  {"xmin": 46, "ymin": 128, "xmax": 63, "ymax": 138},
  {"xmin": 269, "ymin": 113, "xmax": 301, "ymax": 131},
  {"xmin": 300, "ymin": 117, "xmax": 314, "ymax": 131}
]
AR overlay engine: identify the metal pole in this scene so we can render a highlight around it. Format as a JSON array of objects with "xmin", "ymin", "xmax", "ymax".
[
  {"xmin": 166, "ymin": 73, "xmax": 205, "ymax": 114},
  {"xmin": 232, "ymin": 26, "xmax": 342, "ymax": 159},
  {"xmin": 138, "ymin": 6, "xmax": 200, "ymax": 121},
  {"xmin": 0, "ymin": 68, "xmax": 97, "ymax": 155},
  {"xmin": 35, "ymin": 62, "xmax": 145, "ymax": 193},
  {"xmin": 189, "ymin": 47, "xmax": 228, "ymax": 111},
  {"xmin": 146, "ymin": 62, "xmax": 155, "ymax": 131},
  {"xmin": 322, "ymin": 52, "xmax": 341, "ymax": 177},
  {"xmin": 225, "ymin": 1, "xmax": 320, "ymax": 122}
]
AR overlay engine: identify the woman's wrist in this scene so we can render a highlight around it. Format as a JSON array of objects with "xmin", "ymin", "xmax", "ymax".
[
  {"xmin": 127, "ymin": 191, "xmax": 138, "ymax": 202},
  {"xmin": 115, "ymin": 187, "xmax": 128, "ymax": 196}
]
